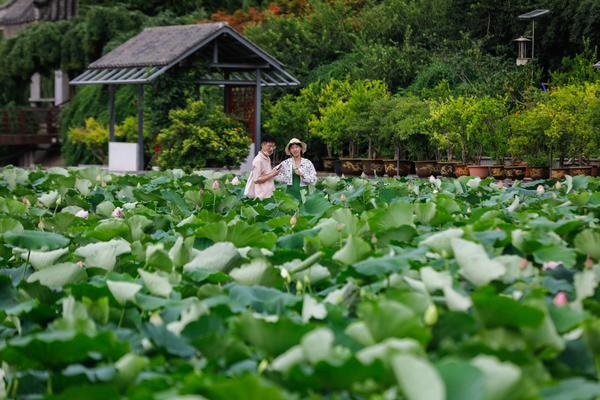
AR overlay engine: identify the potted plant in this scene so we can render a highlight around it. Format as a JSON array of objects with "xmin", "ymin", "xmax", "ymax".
[
  {"xmin": 525, "ymin": 154, "xmax": 550, "ymax": 180},
  {"xmin": 377, "ymin": 95, "xmax": 428, "ymax": 177},
  {"xmin": 429, "ymin": 95, "xmax": 488, "ymax": 178}
]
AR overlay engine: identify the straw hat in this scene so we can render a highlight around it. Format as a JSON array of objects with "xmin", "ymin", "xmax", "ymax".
[{"xmin": 285, "ymin": 138, "xmax": 307, "ymax": 156}]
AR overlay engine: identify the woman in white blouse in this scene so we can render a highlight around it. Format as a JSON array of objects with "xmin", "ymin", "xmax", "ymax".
[{"xmin": 276, "ymin": 138, "xmax": 317, "ymax": 202}]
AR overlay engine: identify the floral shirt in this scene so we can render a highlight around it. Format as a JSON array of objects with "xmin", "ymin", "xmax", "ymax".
[{"xmin": 276, "ymin": 157, "xmax": 317, "ymax": 186}]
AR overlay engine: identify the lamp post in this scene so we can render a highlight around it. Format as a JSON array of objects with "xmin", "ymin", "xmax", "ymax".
[{"xmin": 517, "ymin": 9, "xmax": 550, "ymax": 60}]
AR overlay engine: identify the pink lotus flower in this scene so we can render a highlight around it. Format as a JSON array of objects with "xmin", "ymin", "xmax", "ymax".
[
  {"xmin": 340, "ymin": 193, "xmax": 347, "ymax": 202},
  {"xmin": 519, "ymin": 258, "xmax": 528, "ymax": 269},
  {"xmin": 553, "ymin": 292, "xmax": 568, "ymax": 306},
  {"xmin": 543, "ymin": 261, "xmax": 560, "ymax": 271},
  {"xmin": 111, "ymin": 207, "xmax": 124, "ymax": 218},
  {"xmin": 585, "ymin": 256, "xmax": 594, "ymax": 269},
  {"xmin": 536, "ymin": 185, "xmax": 545, "ymax": 195},
  {"xmin": 75, "ymin": 209, "xmax": 89, "ymax": 219},
  {"xmin": 211, "ymin": 180, "xmax": 220, "ymax": 190},
  {"xmin": 231, "ymin": 176, "xmax": 240, "ymax": 186},
  {"xmin": 429, "ymin": 175, "xmax": 436, "ymax": 184}
]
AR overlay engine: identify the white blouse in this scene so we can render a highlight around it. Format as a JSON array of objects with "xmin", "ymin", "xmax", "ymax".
[{"xmin": 276, "ymin": 157, "xmax": 317, "ymax": 186}]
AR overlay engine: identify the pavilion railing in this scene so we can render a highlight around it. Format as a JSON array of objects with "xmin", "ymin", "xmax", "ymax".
[{"xmin": 0, "ymin": 107, "xmax": 59, "ymax": 140}]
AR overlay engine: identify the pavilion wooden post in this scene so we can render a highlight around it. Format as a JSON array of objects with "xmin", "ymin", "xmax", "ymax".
[
  {"xmin": 254, "ymin": 69, "xmax": 261, "ymax": 156},
  {"xmin": 137, "ymin": 85, "xmax": 144, "ymax": 170},
  {"xmin": 108, "ymin": 85, "xmax": 116, "ymax": 141}
]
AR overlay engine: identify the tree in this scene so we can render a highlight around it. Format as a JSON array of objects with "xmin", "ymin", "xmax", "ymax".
[
  {"xmin": 428, "ymin": 95, "xmax": 477, "ymax": 162},
  {"xmin": 467, "ymin": 96, "xmax": 510, "ymax": 164},
  {"xmin": 375, "ymin": 95, "xmax": 430, "ymax": 160}
]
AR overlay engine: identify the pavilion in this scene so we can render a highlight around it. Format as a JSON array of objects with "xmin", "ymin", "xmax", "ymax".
[{"xmin": 71, "ymin": 22, "xmax": 299, "ymax": 171}]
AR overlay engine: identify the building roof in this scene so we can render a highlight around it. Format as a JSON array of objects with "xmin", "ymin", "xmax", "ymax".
[
  {"xmin": 73, "ymin": 23, "xmax": 299, "ymax": 87},
  {"xmin": 0, "ymin": 0, "xmax": 76, "ymax": 26},
  {"xmin": 0, "ymin": 0, "xmax": 35, "ymax": 25},
  {"xmin": 89, "ymin": 23, "xmax": 228, "ymax": 69}
]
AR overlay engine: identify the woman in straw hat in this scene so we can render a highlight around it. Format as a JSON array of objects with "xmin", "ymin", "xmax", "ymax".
[{"xmin": 276, "ymin": 138, "xmax": 317, "ymax": 202}]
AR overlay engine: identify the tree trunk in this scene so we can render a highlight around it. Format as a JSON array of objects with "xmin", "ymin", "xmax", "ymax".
[
  {"xmin": 447, "ymin": 147, "xmax": 453, "ymax": 162},
  {"xmin": 326, "ymin": 144, "xmax": 332, "ymax": 158},
  {"xmin": 368, "ymin": 137, "xmax": 373, "ymax": 159}
]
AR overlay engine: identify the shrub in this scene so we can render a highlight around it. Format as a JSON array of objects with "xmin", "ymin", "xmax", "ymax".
[{"xmin": 156, "ymin": 100, "xmax": 251, "ymax": 170}]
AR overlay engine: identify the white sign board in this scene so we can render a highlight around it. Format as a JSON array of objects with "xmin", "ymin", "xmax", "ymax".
[{"xmin": 109, "ymin": 142, "xmax": 139, "ymax": 172}]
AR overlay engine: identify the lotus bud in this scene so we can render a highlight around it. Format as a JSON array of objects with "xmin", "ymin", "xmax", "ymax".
[
  {"xmin": 75, "ymin": 209, "xmax": 89, "ymax": 219},
  {"xmin": 211, "ymin": 180, "xmax": 220, "ymax": 190},
  {"xmin": 111, "ymin": 207, "xmax": 124, "ymax": 218},
  {"xmin": 543, "ymin": 261, "xmax": 560, "ymax": 271},
  {"xmin": 231, "ymin": 176, "xmax": 240, "ymax": 186},
  {"xmin": 22, "ymin": 197, "xmax": 31, "ymax": 207},
  {"xmin": 280, "ymin": 268, "xmax": 291, "ymax": 283},
  {"xmin": 371, "ymin": 234, "xmax": 378, "ymax": 244},
  {"xmin": 424, "ymin": 304, "xmax": 438, "ymax": 326},
  {"xmin": 553, "ymin": 291, "xmax": 568, "ymax": 306},
  {"xmin": 536, "ymin": 185, "xmax": 545, "ymax": 195},
  {"xmin": 290, "ymin": 214, "xmax": 297, "ymax": 227},
  {"xmin": 258, "ymin": 359, "xmax": 269, "ymax": 374},
  {"xmin": 585, "ymin": 255, "xmax": 594, "ymax": 269},
  {"xmin": 141, "ymin": 338, "xmax": 153, "ymax": 350},
  {"xmin": 429, "ymin": 175, "xmax": 436, "ymax": 184},
  {"xmin": 555, "ymin": 181, "xmax": 562, "ymax": 190},
  {"xmin": 340, "ymin": 193, "xmax": 347, "ymax": 202},
  {"xmin": 38, "ymin": 219, "xmax": 45, "ymax": 230},
  {"xmin": 519, "ymin": 258, "xmax": 528, "ymax": 270},
  {"xmin": 296, "ymin": 280, "xmax": 304, "ymax": 294},
  {"xmin": 150, "ymin": 312, "xmax": 163, "ymax": 326},
  {"xmin": 77, "ymin": 260, "xmax": 85, "ymax": 268},
  {"xmin": 336, "ymin": 223, "xmax": 344, "ymax": 232},
  {"xmin": 303, "ymin": 275, "xmax": 311, "ymax": 286}
]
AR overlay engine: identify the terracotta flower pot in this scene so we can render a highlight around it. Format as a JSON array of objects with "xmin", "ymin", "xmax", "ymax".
[
  {"xmin": 505, "ymin": 166, "xmax": 526, "ymax": 180},
  {"xmin": 414, "ymin": 161, "xmax": 438, "ymax": 178},
  {"xmin": 527, "ymin": 166, "xmax": 550, "ymax": 180},
  {"xmin": 322, "ymin": 157, "xmax": 336, "ymax": 172},
  {"xmin": 340, "ymin": 158, "xmax": 363, "ymax": 175},
  {"xmin": 490, "ymin": 165, "xmax": 506, "ymax": 179},
  {"xmin": 362, "ymin": 159, "xmax": 385, "ymax": 176},
  {"xmin": 438, "ymin": 162, "xmax": 457, "ymax": 177},
  {"xmin": 383, "ymin": 160, "xmax": 412, "ymax": 177},
  {"xmin": 467, "ymin": 165, "xmax": 489, "ymax": 178},
  {"xmin": 454, "ymin": 164, "xmax": 469, "ymax": 177},
  {"xmin": 550, "ymin": 167, "xmax": 569, "ymax": 180},
  {"xmin": 569, "ymin": 166, "xmax": 592, "ymax": 176}
]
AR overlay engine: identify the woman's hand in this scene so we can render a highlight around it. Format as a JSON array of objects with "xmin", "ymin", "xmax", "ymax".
[{"xmin": 294, "ymin": 167, "xmax": 304, "ymax": 177}]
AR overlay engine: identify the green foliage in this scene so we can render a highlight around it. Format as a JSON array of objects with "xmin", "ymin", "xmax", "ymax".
[
  {"xmin": 156, "ymin": 99, "xmax": 251, "ymax": 170},
  {"xmin": 66, "ymin": 116, "xmax": 151, "ymax": 164},
  {"xmin": 59, "ymin": 85, "xmax": 138, "ymax": 165},
  {"xmin": 510, "ymin": 82, "xmax": 600, "ymax": 165},
  {"xmin": 0, "ymin": 166, "xmax": 600, "ymax": 397},
  {"xmin": 374, "ymin": 95, "xmax": 430, "ymax": 160}
]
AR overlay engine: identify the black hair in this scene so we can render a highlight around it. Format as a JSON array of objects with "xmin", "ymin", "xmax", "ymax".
[{"xmin": 261, "ymin": 134, "xmax": 276, "ymax": 145}]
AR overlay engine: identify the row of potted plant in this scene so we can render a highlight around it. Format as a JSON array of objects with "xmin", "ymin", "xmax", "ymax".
[{"xmin": 322, "ymin": 158, "xmax": 600, "ymax": 179}]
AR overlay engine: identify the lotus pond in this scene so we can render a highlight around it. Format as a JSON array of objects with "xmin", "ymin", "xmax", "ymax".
[{"xmin": 0, "ymin": 167, "xmax": 600, "ymax": 399}]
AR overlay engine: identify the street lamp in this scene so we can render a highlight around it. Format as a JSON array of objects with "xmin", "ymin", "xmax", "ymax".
[
  {"xmin": 518, "ymin": 9, "xmax": 550, "ymax": 60},
  {"xmin": 513, "ymin": 36, "xmax": 531, "ymax": 65}
]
